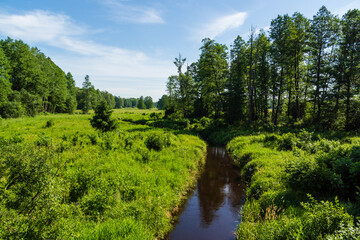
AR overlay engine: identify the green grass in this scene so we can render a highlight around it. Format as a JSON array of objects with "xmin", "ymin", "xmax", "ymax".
[
  {"xmin": 0, "ymin": 109, "xmax": 206, "ymax": 239},
  {"xmin": 226, "ymin": 131, "xmax": 360, "ymax": 239}
]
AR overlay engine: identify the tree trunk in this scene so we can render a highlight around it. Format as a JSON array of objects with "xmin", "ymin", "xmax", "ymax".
[{"xmin": 274, "ymin": 67, "xmax": 283, "ymax": 125}]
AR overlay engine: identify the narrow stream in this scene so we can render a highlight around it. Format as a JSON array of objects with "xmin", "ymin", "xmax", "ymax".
[{"xmin": 167, "ymin": 147, "xmax": 246, "ymax": 240}]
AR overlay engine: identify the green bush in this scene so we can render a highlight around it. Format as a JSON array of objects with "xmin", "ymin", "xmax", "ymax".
[
  {"xmin": 87, "ymin": 133, "xmax": 98, "ymax": 145},
  {"xmin": 300, "ymin": 196, "xmax": 353, "ymax": 239},
  {"xmin": 0, "ymin": 101, "xmax": 24, "ymax": 118},
  {"xmin": 0, "ymin": 144, "xmax": 72, "ymax": 239},
  {"xmin": 285, "ymin": 157, "xmax": 342, "ymax": 196},
  {"xmin": 68, "ymin": 170, "xmax": 96, "ymax": 203},
  {"xmin": 144, "ymin": 133, "xmax": 172, "ymax": 151},
  {"xmin": 35, "ymin": 133, "xmax": 51, "ymax": 147},
  {"xmin": 45, "ymin": 119, "xmax": 54, "ymax": 128},
  {"xmin": 327, "ymin": 222, "xmax": 360, "ymax": 240}
]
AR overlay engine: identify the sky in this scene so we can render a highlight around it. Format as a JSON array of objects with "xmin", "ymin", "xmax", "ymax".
[{"xmin": 0, "ymin": 0, "xmax": 360, "ymax": 101}]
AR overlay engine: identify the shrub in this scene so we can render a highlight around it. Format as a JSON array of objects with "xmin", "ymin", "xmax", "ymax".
[
  {"xmin": 35, "ymin": 133, "xmax": 51, "ymax": 147},
  {"xmin": 0, "ymin": 101, "xmax": 24, "ymax": 118},
  {"xmin": 200, "ymin": 116, "xmax": 212, "ymax": 128},
  {"xmin": 327, "ymin": 222, "xmax": 360, "ymax": 240},
  {"xmin": 88, "ymin": 133, "xmax": 98, "ymax": 145},
  {"xmin": 45, "ymin": 119, "xmax": 54, "ymax": 128},
  {"xmin": 285, "ymin": 157, "xmax": 342, "ymax": 196},
  {"xmin": 277, "ymin": 133, "xmax": 298, "ymax": 150},
  {"xmin": 300, "ymin": 196, "xmax": 353, "ymax": 239},
  {"xmin": 144, "ymin": 133, "xmax": 172, "ymax": 151},
  {"xmin": 68, "ymin": 170, "xmax": 96, "ymax": 203}
]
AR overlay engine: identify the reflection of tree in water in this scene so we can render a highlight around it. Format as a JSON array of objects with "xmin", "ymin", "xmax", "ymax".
[{"xmin": 197, "ymin": 147, "xmax": 246, "ymax": 227}]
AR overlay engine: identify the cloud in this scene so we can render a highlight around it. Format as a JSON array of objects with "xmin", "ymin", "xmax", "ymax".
[
  {"xmin": 101, "ymin": 0, "xmax": 164, "ymax": 24},
  {"xmin": 192, "ymin": 12, "xmax": 248, "ymax": 40},
  {"xmin": 334, "ymin": 1, "xmax": 360, "ymax": 17},
  {"xmin": 0, "ymin": 10, "xmax": 84, "ymax": 43},
  {"xmin": 0, "ymin": 10, "xmax": 171, "ymax": 99}
]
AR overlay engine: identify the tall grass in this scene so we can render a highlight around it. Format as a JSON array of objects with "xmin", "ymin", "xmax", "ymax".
[
  {"xmin": 227, "ymin": 131, "xmax": 360, "ymax": 239},
  {"xmin": 0, "ymin": 110, "xmax": 206, "ymax": 239}
]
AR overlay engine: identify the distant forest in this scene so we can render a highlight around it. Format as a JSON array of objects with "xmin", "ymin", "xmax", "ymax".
[
  {"xmin": 0, "ymin": 38, "xmax": 154, "ymax": 118},
  {"xmin": 162, "ymin": 6, "xmax": 360, "ymax": 131}
]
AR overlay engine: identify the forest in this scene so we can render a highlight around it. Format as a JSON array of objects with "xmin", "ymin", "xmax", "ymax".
[
  {"xmin": 0, "ymin": 38, "xmax": 154, "ymax": 118},
  {"xmin": 162, "ymin": 6, "xmax": 360, "ymax": 131},
  {"xmin": 0, "ymin": 5, "xmax": 360, "ymax": 240}
]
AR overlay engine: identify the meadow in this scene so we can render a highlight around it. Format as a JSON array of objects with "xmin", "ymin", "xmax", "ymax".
[{"xmin": 0, "ymin": 109, "xmax": 206, "ymax": 239}]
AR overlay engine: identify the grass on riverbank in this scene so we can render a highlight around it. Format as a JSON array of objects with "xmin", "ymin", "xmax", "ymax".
[
  {"xmin": 226, "ymin": 130, "xmax": 360, "ymax": 239},
  {"xmin": 0, "ymin": 109, "xmax": 206, "ymax": 239}
]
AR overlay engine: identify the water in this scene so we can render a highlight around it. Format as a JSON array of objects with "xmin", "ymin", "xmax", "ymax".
[{"xmin": 167, "ymin": 147, "xmax": 246, "ymax": 240}]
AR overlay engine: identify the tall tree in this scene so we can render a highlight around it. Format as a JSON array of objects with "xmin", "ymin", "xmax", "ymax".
[
  {"xmin": 339, "ymin": 9, "xmax": 360, "ymax": 130},
  {"xmin": 226, "ymin": 36, "xmax": 248, "ymax": 122},
  {"xmin": 144, "ymin": 96, "xmax": 154, "ymax": 109},
  {"xmin": 172, "ymin": 54, "xmax": 195, "ymax": 117},
  {"xmin": 82, "ymin": 75, "xmax": 93, "ymax": 114},
  {"xmin": 288, "ymin": 12, "xmax": 309, "ymax": 120},
  {"xmin": 157, "ymin": 95, "xmax": 170, "ymax": 110},
  {"xmin": 65, "ymin": 72, "xmax": 77, "ymax": 113},
  {"xmin": 270, "ymin": 14, "xmax": 293, "ymax": 125},
  {"xmin": 0, "ymin": 47, "xmax": 11, "ymax": 105},
  {"xmin": 137, "ymin": 96, "xmax": 146, "ymax": 109},
  {"xmin": 255, "ymin": 31, "xmax": 271, "ymax": 121},
  {"xmin": 197, "ymin": 38, "xmax": 229, "ymax": 118},
  {"xmin": 247, "ymin": 27, "xmax": 256, "ymax": 124},
  {"xmin": 309, "ymin": 6, "xmax": 339, "ymax": 122}
]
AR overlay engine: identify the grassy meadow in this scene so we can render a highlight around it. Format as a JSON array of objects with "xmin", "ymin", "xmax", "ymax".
[{"xmin": 0, "ymin": 109, "xmax": 206, "ymax": 239}]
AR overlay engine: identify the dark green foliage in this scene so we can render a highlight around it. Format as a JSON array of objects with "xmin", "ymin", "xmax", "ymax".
[
  {"xmin": 82, "ymin": 75, "xmax": 93, "ymax": 114},
  {"xmin": 157, "ymin": 95, "xmax": 170, "ymax": 110},
  {"xmin": 164, "ymin": 6, "xmax": 360, "ymax": 131},
  {"xmin": 0, "ymin": 144, "xmax": 72, "ymax": 239},
  {"xmin": 145, "ymin": 133, "xmax": 172, "ymax": 151},
  {"xmin": 90, "ymin": 100, "xmax": 117, "ymax": 132},
  {"xmin": 285, "ymin": 158, "xmax": 341, "ymax": 196},
  {"xmin": 144, "ymin": 96, "xmax": 153, "ymax": 109},
  {"xmin": 0, "ymin": 47, "xmax": 11, "ymax": 105},
  {"xmin": 35, "ymin": 133, "xmax": 51, "ymax": 147},
  {"xmin": 45, "ymin": 119, "xmax": 54, "ymax": 128},
  {"xmin": 65, "ymin": 72, "xmax": 77, "ymax": 113},
  {"xmin": 0, "ymin": 38, "xmax": 79, "ymax": 117},
  {"xmin": 226, "ymin": 36, "xmax": 247, "ymax": 122},
  {"xmin": 300, "ymin": 196, "xmax": 353, "ymax": 239},
  {"xmin": 0, "ymin": 101, "xmax": 24, "ymax": 118},
  {"xmin": 137, "ymin": 96, "xmax": 146, "ymax": 109}
]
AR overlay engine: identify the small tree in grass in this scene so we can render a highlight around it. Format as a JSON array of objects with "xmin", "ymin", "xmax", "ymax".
[{"xmin": 90, "ymin": 100, "xmax": 117, "ymax": 132}]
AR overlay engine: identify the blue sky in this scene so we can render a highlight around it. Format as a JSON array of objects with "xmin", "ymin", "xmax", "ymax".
[{"xmin": 1, "ymin": 0, "xmax": 359, "ymax": 100}]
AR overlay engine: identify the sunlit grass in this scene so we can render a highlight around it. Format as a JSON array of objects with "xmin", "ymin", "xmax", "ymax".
[{"xmin": 0, "ymin": 109, "xmax": 205, "ymax": 239}]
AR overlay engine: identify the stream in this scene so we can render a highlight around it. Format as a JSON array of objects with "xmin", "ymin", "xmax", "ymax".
[{"xmin": 167, "ymin": 146, "xmax": 246, "ymax": 240}]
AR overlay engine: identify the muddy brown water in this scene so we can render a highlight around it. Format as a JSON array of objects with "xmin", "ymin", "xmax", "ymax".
[{"xmin": 166, "ymin": 146, "xmax": 246, "ymax": 240}]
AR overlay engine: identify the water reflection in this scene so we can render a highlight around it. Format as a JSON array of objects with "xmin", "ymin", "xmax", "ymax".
[{"xmin": 167, "ymin": 147, "xmax": 246, "ymax": 240}]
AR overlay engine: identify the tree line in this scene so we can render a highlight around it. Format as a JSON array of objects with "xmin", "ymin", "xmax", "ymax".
[
  {"xmin": 164, "ymin": 6, "xmax": 360, "ymax": 130},
  {"xmin": 76, "ymin": 75, "xmax": 154, "ymax": 113},
  {"xmin": 0, "ymin": 37, "xmax": 154, "ymax": 118}
]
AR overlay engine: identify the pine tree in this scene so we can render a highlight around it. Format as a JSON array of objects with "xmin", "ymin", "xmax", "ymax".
[{"xmin": 90, "ymin": 100, "xmax": 117, "ymax": 132}]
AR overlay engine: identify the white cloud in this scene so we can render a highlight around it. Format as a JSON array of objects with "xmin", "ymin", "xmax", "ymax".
[
  {"xmin": 0, "ymin": 10, "xmax": 171, "ymax": 99},
  {"xmin": 334, "ymin": 0, "xmax": 360, "ymax": 17},
  {"xmin": 101, "ymin": 0, "xmax": 164, "ymax": 24},
  {"xmin": 192, "ymin": 12, "xmax": 248, "ymax": 40},
  {"xmin": 0, "ymin": 10, "xmax": 84, "ymax": 43}
]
